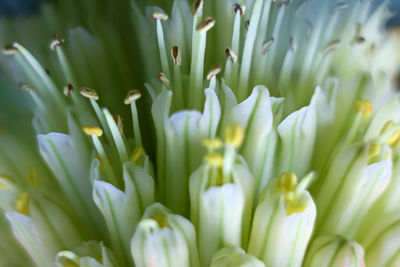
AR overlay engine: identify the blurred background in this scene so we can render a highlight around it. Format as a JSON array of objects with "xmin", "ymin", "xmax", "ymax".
[{"xmin": 0, "ymin": 0, "xmax": 399, "ymax": 27}]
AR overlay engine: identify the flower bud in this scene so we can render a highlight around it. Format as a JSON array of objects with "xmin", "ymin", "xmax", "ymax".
[
  {"xmin": 210, "ymin": 247, "xmax": 265, "ymax": 267},
  {"xmin": 248, "ymin": 172, "xmax": 316, "ymax": 267},
  {"xmin": 303, "ymin": 235, "xmax": 365, "ymax": 267},
  {"xmin": 360, "ymin": 211, "xmax": 400, "ymax": 266},
  {"xmin": 131, "ymin": 203, "xmax": 199, "ymax": 267}
]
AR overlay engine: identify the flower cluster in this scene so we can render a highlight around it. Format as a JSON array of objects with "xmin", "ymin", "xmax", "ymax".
[{"xmin": 0, "ymin": 0, "xmax": 399, "ymax": 266}]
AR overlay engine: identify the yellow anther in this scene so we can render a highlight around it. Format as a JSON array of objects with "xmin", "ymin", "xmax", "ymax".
[
  {"xmin": 0, "ymin": 174, "xmax": 14, "ymax": 189},
  {"xmin": 16, "ymin": 193, "xmax": 29, "ymax": 215},
  {"xmin": 277, "ymin": 172, "xmax": 298, "ymax": 193},
  {"xmin": 354, "ymin": 100, "xmax": 372, "ymax": 118},
  {"xmin": 130, "ymin": 146, "xmax": 144, "ymax": 163},
  {"xmin": 224, "ymin": 124, "xmax": 244, "ymax": 148},
  {"xmin": 27, "ymin": 168, "xmax": 40, "ymax": 187},
  {"xmin": 284, "ymin": 191, "xmax": 295, "ymax": 203},
  {"xmin": 286, "ymin": 201, "xmax": 307, "ymax": 216},
  {"xmin": 368, "ymin": 144, "xmax": 381, "ymax": 159},
  {"xmin": 202, "ymin": 138, "xmax": 222, "ymax": 150},
  {"xmin": 205, "ymin": 153, "xmax": 224, "ymax": 167},
  {"xmin": 380, "ymin": 121, "xmax": 400, "ymax": 146},
  {"xmin": 83, "ymin": 126, "xmax": 103, "ymax": 137},
  {"xmin": 154, "ymin": 214, "xmax": 169, "ymax": 228}
]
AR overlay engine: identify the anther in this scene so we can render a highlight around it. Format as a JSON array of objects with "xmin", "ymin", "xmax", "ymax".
[
  {"xmin": 192, "ymin": 0, "xmax": 203, "ymax": 17},
  {"xmin": 0, "ymin": 174, "xmax": 15, "ymax": 189},
  {"xmin": 130, "ymin": 146, "xmax": 144, "ymax": 163},
  {"xmin": 277, "ymin": 172, "xmax": 298, "ymax": 193},
  {"xmin": 124, "ymin": 90, "xmax": 141, "ymax": 105},
  {"xmin": 225, "ymin": 48, "xmax": 238, "ymax": 63},
  {"xmin": 158, "ymin": 73, "xmax": 170, "ymax": 88},
  {"xmin": 80, "ymin": 87, "xmax": 99, "ymax": 100},
  {"xmin": 355, "ymin": 36, "xmax": 366, "ymax": 44},
  {"xmin": 63, "ymin": 84, "xmax": 73, "ymax": 96},
  {"xmin": 28, "ymin": 168, "xmax": 40, "ymax": 187},
  {"xmin": 262, "ymin": 38, "xmax": 274, "ymax": 55},
  {"xmin": 354, "ymin": 100, "xmax": 372, "ymax": 118},
  {"xmin": 324, "ymin": 39, "xmax": 341, "ymax": 54},
  {"xmin": 171, "ymin": 46, "xmax": 182, "ymax": 66},
  {"xmin": 83, "ymin": 126, "xmax": 103, "ymax": 137},
  {"xmin": 224, "ymin": 124, "xmax": 244, "ymax": 148},
  {"xmin": 233, "ymin": 4, "xmax": 246, "ymax": 16},
  {"xmin": 151, "ymin": 12, "xmax": 168, "ymax": 21},
  {"xmin": 50, "ymin": 37, "xmax": 65, "ymax": 51},
  {"xmin": 196, "ymin": 18, "xmax": 215, "ymax": 34},
  {"xmin": 207, "ymin": 65, "xmax": 222, "ymax": 80},
  {"xmin": 2, "ymin": 45, "xmax": 19, "ymax": 55},
  {"xmin": 16, "ymin": 192, "xmax": 29, "ymax": 215},
  {"xmin": 202, "ymin": 138, "xmax": 222, "ymax": 150},
  {"xmin": 245, "ymin": 20, "xmax": 250, "ymax": 31},
  {"xmin": 368, "ymin": 144, "xmax": 381, "ymax": 159},
  {"xmin": 380, "ymin": 121, "xmax": 400, "ymax": 146},
  {"xmin": 113, "ymin": 113, "xmax": 124, "ymax": 135},
  {"xmin": 205, "ymin": 153, "xmax": 224, "ymax": 167},
  {"xmin": 290, "ymin": 36, "xmax": 297, "ymax": 52},
  {"xmin": 18, "ymin": 83, "xmax": 35, "ymax": 92}
]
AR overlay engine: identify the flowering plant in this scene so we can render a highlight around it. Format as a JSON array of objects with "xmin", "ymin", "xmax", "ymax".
[{"xmin": 0, "ymin": 0, "xmax": 399, "ymax": 266}]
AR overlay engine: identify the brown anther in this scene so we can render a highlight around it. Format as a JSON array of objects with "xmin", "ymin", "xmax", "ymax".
[
  {"xmin": 290, "ymin": 36, "xmax": 297, "ymax": 52},
  {"xmin": 124, "ymin": 90, "xmax": 141, "ymax": 105},
  {"xmin": 196, "ymin": 18, "xmax": 215, "ymax": 34},
  {"xmin": 151, "ymin": 12, "xmax": 168, "ymax": 21},
  {"xmin": 355, "ymin": 36, "xmax": 366, "ymax": 44},
  {"xmin": 324, "ymin": 39, "xmax": 341, "ymax": 54},
  {"xmin": 171, "ymin": 46, "xmax": 182, "ymax": 66},
  {"xmin": 18, "ymin": 83, "xmax": 35, "ymax": 92},
  {"xmin": 2, "ymin": 45, "xmax": 19, "ymax": 55},
  {"xmin": 207, "ymin": 65, "xmax": 222, "ymax": 80},
  {"xmin": 50, "ymin": 37, "xmax": 65, "ymax": 51},
  {"xmin": 225, "ymin": 48, "xmax": 238, "ymax": 63},
  {"xmin": 158, "ymin": 73, "xmax": 170, "ymax": 88},
  {"xmin": 262, "ymin": 38, "xmax": 274, "ymax": 55},
  {"xmin": 63, "ymin": 84, "xmax": 74, "ymax": 96},
  {"xmin": 233, "ymin": 4, "xmax": 246, "ymax": 16},
  {"xmin": 245, "ymin": 20, "xmax": 250, "ymax": 31},
  {"xmin": 192, "ymin": 0, "xmax": 203, "ymax": 16},
  {"xmin": 80, "ymin": 87, "xmax": 99, "ymax": 101}
]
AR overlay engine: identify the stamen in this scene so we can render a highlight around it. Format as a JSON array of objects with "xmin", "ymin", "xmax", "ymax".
[
  {"xmin": 224, "ymin": 124, "xmax": 244, "ymax": 148},
  {"xmin": 113, "ymin": 114, "xmax": 124, "ymax": 135},
  {"xmin": 355, "ymin": 36, "xmax": 366, "ymax": 44},
  {"xmin": 205, "ymin": 153, "xmax": 224, "ymax": 167},
  {"xmin": 126, "ymin": 90, "xmax": 143, "ymax": 146},
  {"xmin": 171, "ymin": 46, "xmax": 182, "ymax": 66},
  {"xmin": 56, "ymin": 251, "xmax": 80, "ymax": 267},
  {"xmin": 153, "ymin": 214, "xmax": 169, "ymax": 228},
  {"xmin": 261, "ymin": 38, "xmax": 274, "ymax": 55},
  {"xmin": 151, "ymin": 12, "xmax": 168, "ymax": 21},
  {"xmin": 206, "ymin": 65, "xmax": 222, "ymax": 80},
  {"xmin": 202, "ymin": 138, "xmax": 223, "ymax": 150},
  {"xmin": 233, "ymin": 4, "xmax": 246, "ymax": 16},
  {"xmin": 225, "ymin": 48, "xmax": 238, "ymax": 63},
  {"xmin": 63, "ymin": 84, "xmax": 73, "ymax": 96},
  {"xmin": 130, "ymin": 146, "xmax": 144, "ymax": 163},
  {"xmin": 277, "ymin": 172, "xmax": 297, "ymax": 193},
  {"xmin": 124, "ymin": 90, "xmax": 141, "ymax": 105},
  {"xmin": 380, "ymin": 121, "xmax": 400, "ymax": 146},
  {"xmin": 0, "ymin": 174, "xmax": 15, "ymax": 189},
  {"xmin": 368, "ymin": 144, "xmax": 381, "ymax": 160},
  {"xmin": 82, "ymin": 126, "xmax": 103, "ymax": 137},
  {"xmin": 354, "ymin": 100, "xmax": 372, "ymax": 118},
  {"xmin": 80, "ymin": 87, "xmax": 99, "ymax": 101},
  {"xmin": 16, "ymin": 192, "xmax": 29, "ymax": 215},
  {"xmin": 324, "ymin": 39, "xmax": 341, "ymax": 54},
  {"xmin": 290, "ymin": 36, "xmax": 297, "ymax": 52},
  {"xmin": 2, "ymin": 45, "xmax": 19, "ymax": 55},
  {"xmin": 192, "ymin": 0, "xmax": 203, "ymax": 17},
  {"xmin": 50, "ymin": 37, "xmax": 65, "ymax": 51},
  {"xmin": 196, "ymin": 18, "xmax": 216, "ymax": 34},
  {"xmin": 18, "ymin": 83, "xmax": 35, "ymax": 92},
  {"xmin": 244, "ymin": 20, "xmax": 250, "ymax": 31},
  {"xmin": 158, "ymin": 73, "xmax": 170, "ymax": 88},
  {"xmin": 27, "ymin": 168, "xmax": 40, "ymax": 187}
]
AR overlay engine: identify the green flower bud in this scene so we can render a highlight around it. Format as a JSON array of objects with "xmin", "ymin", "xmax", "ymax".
[
  {"xmin": 210, "ymin": 247, "xmax": 265, "ymax": 267},
  {"xmin": 131, "ymin": 203, "xmax": 199, "ymax": 267},
  {"xmin": 248, "ymin": 172, "xmax": 316, "ymax": 267},
  {"xmin": 303, "ymin": 235, "xmax": 365, "ymax": 267}
]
